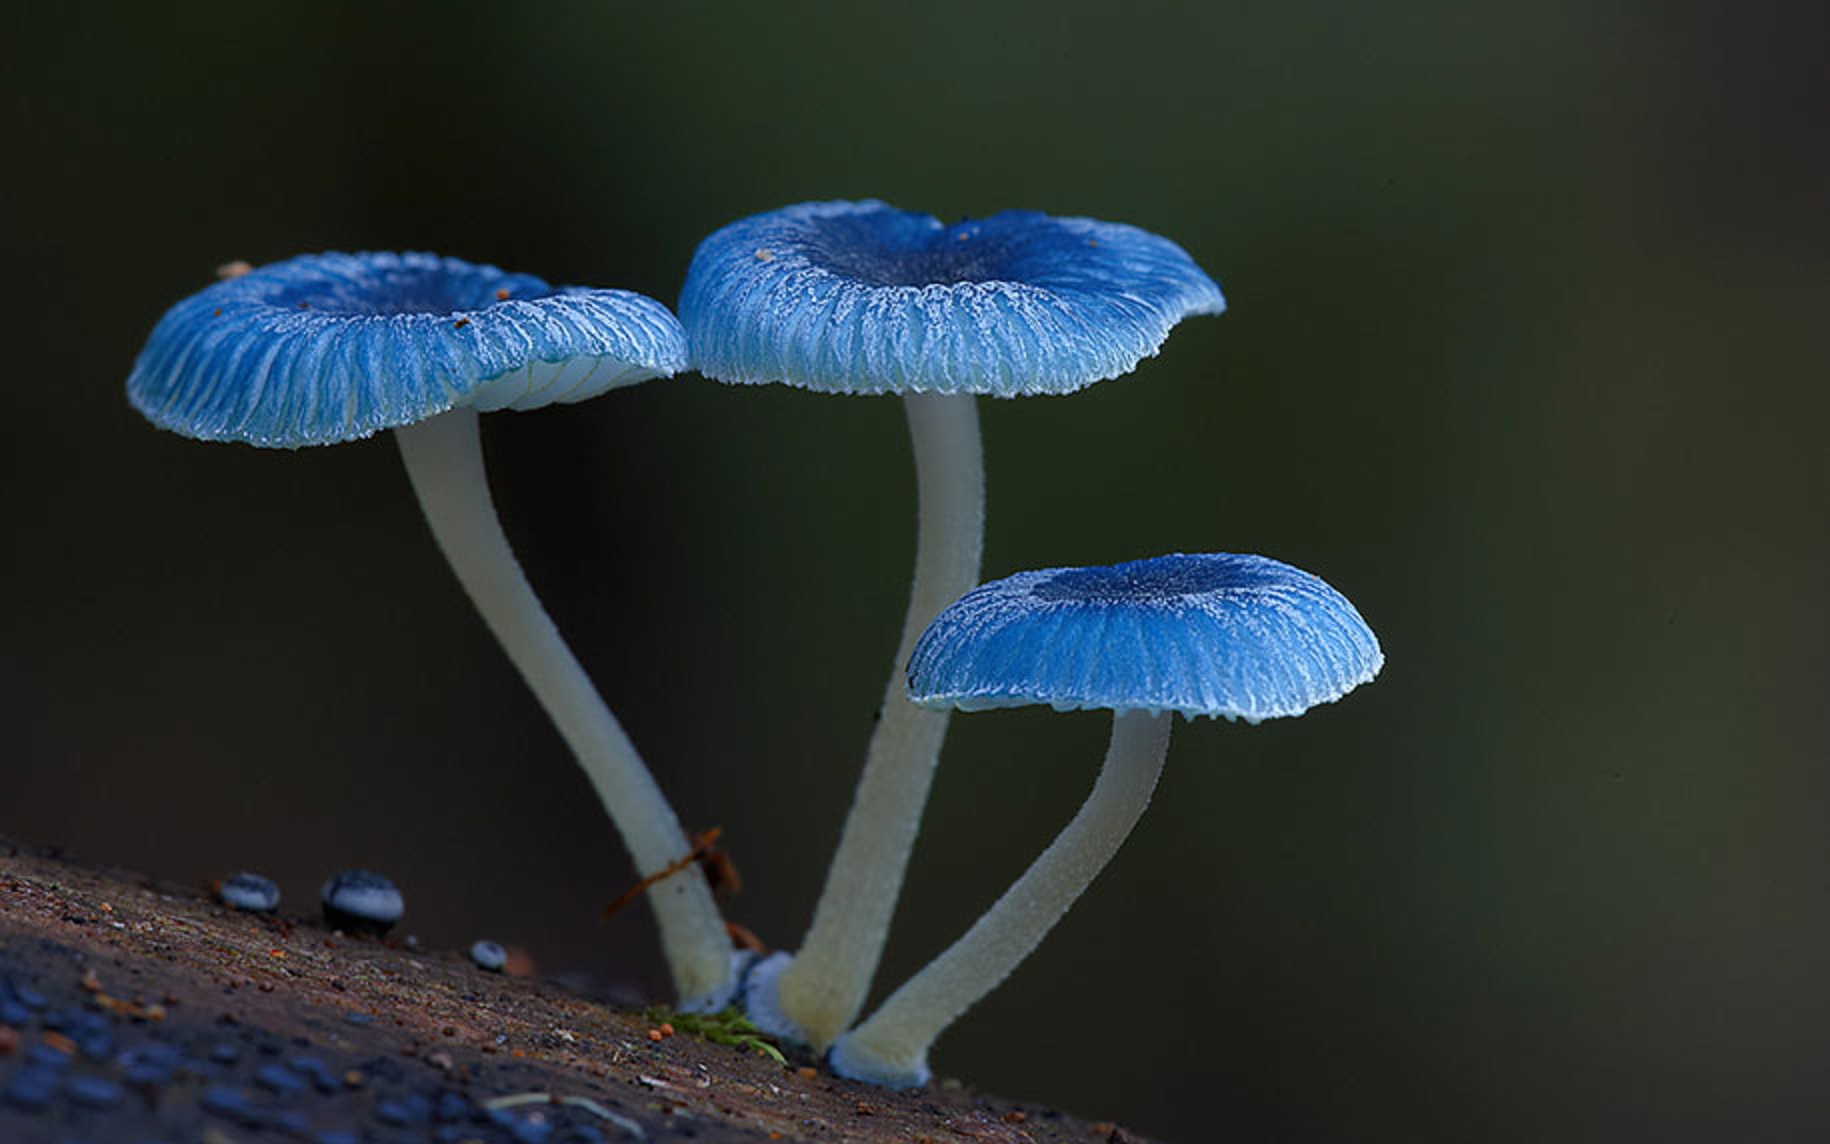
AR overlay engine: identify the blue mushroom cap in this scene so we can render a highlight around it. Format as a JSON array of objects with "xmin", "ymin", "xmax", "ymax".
[
  {"xmin": 127, "ymin": 251, "xmax": 688, "ymax": 448},
  {"xmin": 679, "ymin": 200, "xmax": 1225, "ymax": 396},
  {"xmin": 218, "ymin": 872, "xmax": 281, "ymax": 912},
  {"xmin": 319, "ymin": 868, "xmax": 405, "ymax": 925},
  {"xmin": 907, "ymin": 553, "xmax": 1382, "ymax": 722}
]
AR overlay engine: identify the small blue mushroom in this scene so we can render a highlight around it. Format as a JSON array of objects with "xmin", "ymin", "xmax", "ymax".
[
  {"xmin": 827, "ymin": 553, "xmax": 1382, "ymax": 1088},
  {"xmin": 906, "ymin": 553, "xmax": 1382, "ymax": 721},
  {"xmin": 218, "ymin": 872, "xmax": 280, "ymax": 912},
  {"xmin": 126, "ymin": 252, "xmax": 739, "ymax": 1010},
  {"xmin": 319, "ymin": 869, "xmax": 405, "ymax": 934},
  {"xmin": 684, "ymin": 201, "xmax": 1225, "ymax": 1049},
  {"xmin": 469, "ymin": 940, "xmax": 508, "ymax": 972}
]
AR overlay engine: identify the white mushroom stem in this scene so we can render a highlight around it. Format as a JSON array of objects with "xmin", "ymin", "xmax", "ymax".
[
  {"xmin": 749, "ymin": 392, "xmax": 985, "ymax": 1047},
  {"xmin": 828, "ymin": 709, "xmax": 1172, "ymax": 1088},
  {"xmin": 394, "ymin": 407, "xmax": 738, "ymax": 1011}
]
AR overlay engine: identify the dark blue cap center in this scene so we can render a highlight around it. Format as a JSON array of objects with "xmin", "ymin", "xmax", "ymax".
[
  {"xmin": 1031, "ymin": 553, "xmax": 1289, "ymax": 604},
  {"xmin": 241, "ymin": 263, "xmax": 552, "ymax": 316},
  {"xmin": 802, "ymin": 212, "xmax": 1021, "ymax": 288}
]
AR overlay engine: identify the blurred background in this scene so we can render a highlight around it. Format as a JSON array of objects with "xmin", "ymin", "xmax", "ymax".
[{"xmin": 3, "ymin": 3, "xmax": 1825, "ymax": 1140}]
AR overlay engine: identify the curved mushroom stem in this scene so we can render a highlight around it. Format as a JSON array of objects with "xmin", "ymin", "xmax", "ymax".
[
  {"xmin": 828, "ymin": 709, "xmax": 1172, "ymax": 1088},
  {"xmin": 394, "ymin": 408, "xmax": 740, "ymax": 1011},
  {"xmin": 747, "ymin": 392, "xmax": 985, "ymax": 1047}
]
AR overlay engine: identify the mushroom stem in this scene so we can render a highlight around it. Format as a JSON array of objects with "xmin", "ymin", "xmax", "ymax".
[
  {"xmin": 828, "ymin": 709, "xmax": 1172, "ymax": 1088},
  {"xmin": 393, "ymin": 408, "xmax": 738, "ymax": 1011},
  {"xmin": 748, "ymin": 392, "xmax": 985, "ymax": 1047}
]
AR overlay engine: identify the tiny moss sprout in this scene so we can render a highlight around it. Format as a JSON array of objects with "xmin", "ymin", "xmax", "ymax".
[{"xmin": 643, "ymin": 1007, "xmax": 788, "ymax": 1065}]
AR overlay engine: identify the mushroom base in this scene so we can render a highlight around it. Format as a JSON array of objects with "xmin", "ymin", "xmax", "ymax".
[
  {"xmin": 826, "ymin": 710, "xmax": 1170, "ymax": 1087},
  {"xmin": 738, "ymin": 951, "xmax": 815, "ymax": 1043},
  {"xmin": 677, "ymin": 950, "xmax": 757, "ymax": 1015},
  {"xmin": 827, "ymin": 1032, "xmax": 932, "ymax": 1090}
]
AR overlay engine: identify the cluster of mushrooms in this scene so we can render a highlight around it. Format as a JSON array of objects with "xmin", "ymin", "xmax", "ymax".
[{"xmin": 127, "ymin": 200, "xmax": 1383, "ymax": 1088}]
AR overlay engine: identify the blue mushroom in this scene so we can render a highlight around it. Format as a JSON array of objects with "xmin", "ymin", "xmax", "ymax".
[
  {"xmin": 469, "ymin": 939, "xmax": 509, "ymax": 973},
  {"xmin": 681, "ymin": 201, "xmax": 1226, "ymax": 397},
  {"xmin": 128, "ymin": 252, "xmax": 684, "ymax": 447},
  {"xmin": 218, "ymin": 871, "xmax": 280, "ymax": 912},
  {"xmin": 320, "ymin": 869, "xmax": 405, "ymax": 933},
  {"xmin": 681, "ymin": 201, "xmax": 1225, "ymax": 1048},
  {"xmin": 827, "ymin": 553, "xmax": 1382, "ymax": 1088},
  {"xmin": 127, "ymin": 252, "xmax": 740, "ymax": 1010},
  {"xmin": 906, "ymin": 553, "xmax": 1381, "ymax": 721}
]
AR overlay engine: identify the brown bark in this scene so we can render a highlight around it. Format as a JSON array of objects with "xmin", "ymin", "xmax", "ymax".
[{"xmin": 0, "ymin": 838, "xmax": 1151, "ymax": 1143}]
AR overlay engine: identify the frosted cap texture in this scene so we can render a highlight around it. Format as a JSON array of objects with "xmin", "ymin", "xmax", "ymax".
[
  {"xmin": 679, "ymin": 200, "xmax": 1225, "ymax": 397},
  {"xmin": 906, "ymin": 553, "xmax": 1382, "ymax": 722},
  {"xmin": 127, "ymin": 251, "xmax": 687, "ymax": 448}
]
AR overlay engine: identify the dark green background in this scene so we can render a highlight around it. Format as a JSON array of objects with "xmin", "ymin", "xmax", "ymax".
[{"xmin": 4, "ymin": 4, "xmax": 1825, "ymax": 1140}]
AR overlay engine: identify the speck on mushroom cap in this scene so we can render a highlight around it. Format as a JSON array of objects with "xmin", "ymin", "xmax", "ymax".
[
  {"xmin": 679, "ymin": 200, "xmax": 1225, "ymax": 397},
  {"xmin": 906, "ymin": 553, "xmax": 1382, "ymax": 722},
  {"xmin": 127, "ymin": 251, "xmax": 688, "ymax": 448}
]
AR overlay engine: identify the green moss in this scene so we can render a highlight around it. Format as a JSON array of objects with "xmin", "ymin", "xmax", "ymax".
[{"xmin": 645, "ymin": 1006, "xmax": 788, "ymax": 1065}]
